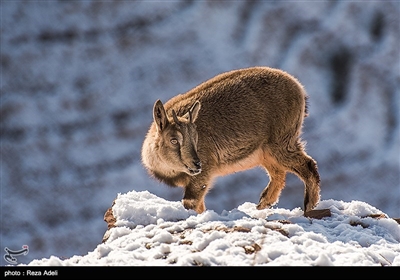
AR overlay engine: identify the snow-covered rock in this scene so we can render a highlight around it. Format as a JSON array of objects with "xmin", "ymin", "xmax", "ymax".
[{"xmin": 26, "ymin": 190, "xmax": 400, "ymax": 266}]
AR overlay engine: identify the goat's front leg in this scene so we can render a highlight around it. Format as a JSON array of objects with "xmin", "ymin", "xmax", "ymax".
[{"xmin": 182, "ymin": 174, "xmax": 211, "ymax": 213}]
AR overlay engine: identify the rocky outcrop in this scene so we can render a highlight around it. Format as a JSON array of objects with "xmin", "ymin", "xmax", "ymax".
[
  {"xmin": 101, "ymin": 197, "xmax": 399, "ymax": 244},
  {"xmin": 102, "ymin": 200, "xmax": 116, "ymax": 243}
]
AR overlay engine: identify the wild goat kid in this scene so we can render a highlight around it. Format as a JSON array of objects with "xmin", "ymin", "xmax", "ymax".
[{"xmin": 141, "ymin": 67, "xmax": 320, "ymax": 214}]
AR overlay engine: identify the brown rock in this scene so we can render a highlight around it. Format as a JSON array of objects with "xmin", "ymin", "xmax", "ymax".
[
  {"xmin": 304, "ymin": 208, "xmax": 332, "ymax": 219},
  {"xmin": 102, "ymin": 200, "xmax": 116, "ymax": 243}
]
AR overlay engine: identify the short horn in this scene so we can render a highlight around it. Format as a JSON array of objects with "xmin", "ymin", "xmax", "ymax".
[{"xmin": 172, "ymin": 110, "xmax": 181, "ymax": 125}]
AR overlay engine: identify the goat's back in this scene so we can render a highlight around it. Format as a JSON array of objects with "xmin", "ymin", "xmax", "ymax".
[{"xmin": 163, "ymin": 67, "xmax": 307, "ymax": 153}]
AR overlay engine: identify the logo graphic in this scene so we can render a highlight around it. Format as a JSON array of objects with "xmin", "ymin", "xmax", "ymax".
[{"xmin": 4, "ymin": 245, "xmax": 29, "ymax": 265}]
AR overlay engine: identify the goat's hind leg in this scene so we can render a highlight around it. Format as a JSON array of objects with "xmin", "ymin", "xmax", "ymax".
[
  {"xmin": 283, "ymin": 150, "xmax": 321, "ymax": 212},
  {"xmin": 302, "ymin": 156, "xmax": 320, "ymax": 212},
  {"xmin": 257, "ymin": 159, "xmax": 287, "ymax": 210}
]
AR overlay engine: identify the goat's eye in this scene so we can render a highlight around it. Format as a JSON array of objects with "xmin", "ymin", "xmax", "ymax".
[{"xmin": 170, "ymin": 138, "xmax": 178, "ymax": 145}]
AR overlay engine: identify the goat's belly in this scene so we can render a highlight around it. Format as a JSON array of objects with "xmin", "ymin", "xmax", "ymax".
[{"xmin": 215, "ymin": 149, "xmax": 264, "ymax": 177}]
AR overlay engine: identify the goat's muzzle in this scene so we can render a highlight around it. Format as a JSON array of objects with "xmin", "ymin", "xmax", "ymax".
[{"xmin": 186, "ymin": 161, "xmax": 202, "ymax": 175}]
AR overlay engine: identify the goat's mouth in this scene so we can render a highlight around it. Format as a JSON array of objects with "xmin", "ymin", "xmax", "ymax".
[{"xmin": 185, "ymin": 165, "xmax": 202, "ymax": 176}]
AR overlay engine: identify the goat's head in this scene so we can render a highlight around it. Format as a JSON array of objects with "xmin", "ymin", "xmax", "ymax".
[{"xmin": 153, "ymin": 99, "xmax": 202, "ymax": 176}]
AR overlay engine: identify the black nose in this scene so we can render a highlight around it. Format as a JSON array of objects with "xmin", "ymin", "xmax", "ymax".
[{"xmin": 193, "ymin": 161, "xmax": 202, "ymax": 169}]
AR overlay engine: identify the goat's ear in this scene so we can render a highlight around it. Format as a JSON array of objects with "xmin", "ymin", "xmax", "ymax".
[
  {"xmin": 189, "ymin": 101, "xmax": 201, "ymax": 123},
  {"xmin": 153, "ymin": 100, "xmax": 169, "ymax": 132}
]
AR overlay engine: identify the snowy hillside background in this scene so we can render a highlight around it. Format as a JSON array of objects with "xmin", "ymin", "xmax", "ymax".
[{"xmin": 1, "ymin": 1, "xmax": 399, "ymax": 265}]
